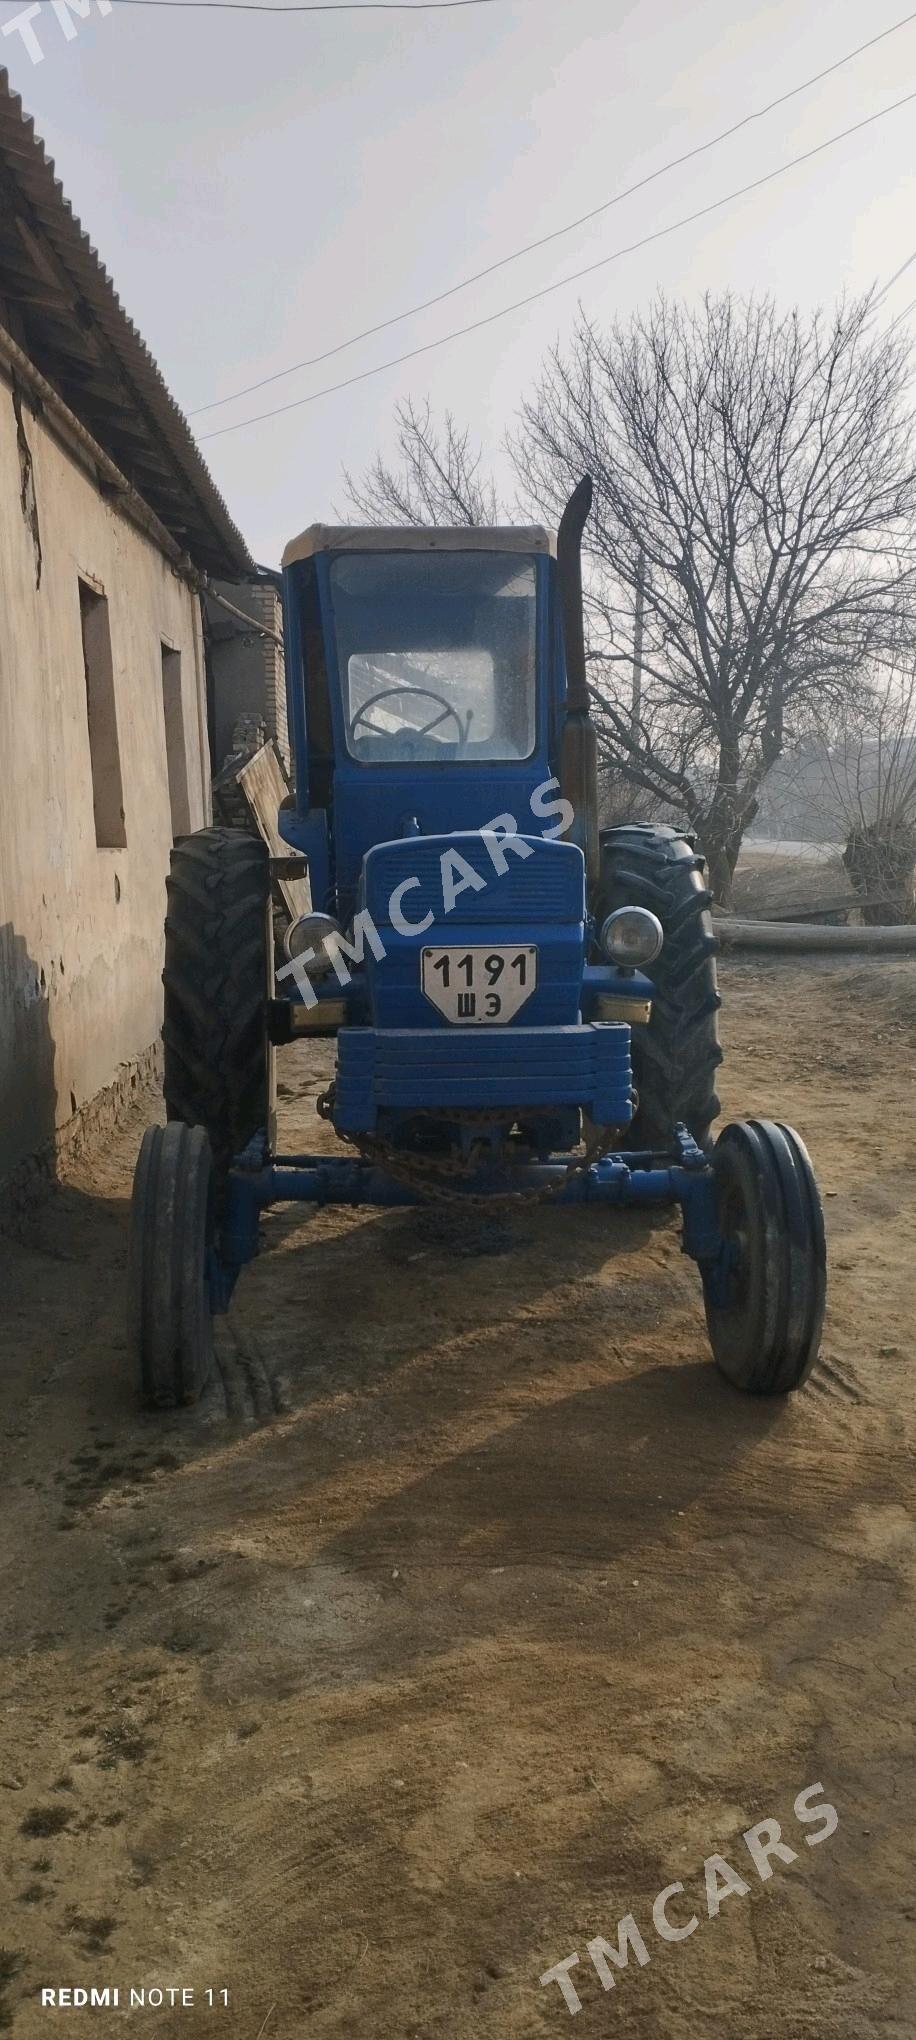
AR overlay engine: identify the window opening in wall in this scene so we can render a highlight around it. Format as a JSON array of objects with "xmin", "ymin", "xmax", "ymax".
[
  {"xmin": 160, "ymin": 643, "xmax": 191, "ymax": 839},
  {"xmin": 79, "ymin": 579, "xmax": 126, "ymax": 849}
]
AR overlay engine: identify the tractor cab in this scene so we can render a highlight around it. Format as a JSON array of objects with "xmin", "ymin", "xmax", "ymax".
[{"xmin": 277, "ymin": 524, "xmax": 569, "ymax": 921}]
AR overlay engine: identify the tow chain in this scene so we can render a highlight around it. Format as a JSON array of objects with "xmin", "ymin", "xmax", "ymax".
[{"xmin": 316, "ymin": 1090, "xmax": 615, "ymax": 1209}]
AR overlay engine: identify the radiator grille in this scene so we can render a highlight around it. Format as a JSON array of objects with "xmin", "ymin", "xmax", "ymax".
[{"xmin": 364, "ymin": 833, "xmax": 584, "ymax": 927}]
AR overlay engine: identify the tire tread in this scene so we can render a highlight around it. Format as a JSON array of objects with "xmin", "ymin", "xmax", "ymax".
[
  {"xmin": 163, "ymin": 827, "xmax": 270, "ymax": 1175},
  {"xmin": 598, "ymin": 825, "xmax": 722, "ymax": 1147}
]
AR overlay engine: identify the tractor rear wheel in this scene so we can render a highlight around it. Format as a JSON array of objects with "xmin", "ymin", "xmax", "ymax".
[
  {"xmin": 128, "ymin": 1122, "xmax": 215, "ymax": 1407},
  {"xmin": 597, "ymin": 826, "xmax": 722, "ymax": 1149},
  {"xmin": 703, "ymin": 1119, "xmax": 826, "ymax": 1394},
  {"xmin": 162, "ymin": 827, "xmax": 273, "ymax": 1179}
]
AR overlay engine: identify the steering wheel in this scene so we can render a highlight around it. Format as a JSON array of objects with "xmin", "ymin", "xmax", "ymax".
[{"xmin": 350, "ymin": 684, "xmax": 467, "ymax": 751}]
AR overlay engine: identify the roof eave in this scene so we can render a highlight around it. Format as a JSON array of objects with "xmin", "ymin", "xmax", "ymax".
[{"xmin": 0, "ymin": 67, "xmax": 253, "ymax": 579}]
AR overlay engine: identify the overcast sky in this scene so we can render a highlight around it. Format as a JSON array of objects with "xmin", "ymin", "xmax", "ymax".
[{"xmin": 3, "ymin": 0, "xmax": 916, "ymax": 564}]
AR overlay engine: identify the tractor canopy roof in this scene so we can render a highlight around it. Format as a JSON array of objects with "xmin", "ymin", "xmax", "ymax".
[{"xmin": 281, "ymin": 523, "xmax": 556, "ymax": 568}]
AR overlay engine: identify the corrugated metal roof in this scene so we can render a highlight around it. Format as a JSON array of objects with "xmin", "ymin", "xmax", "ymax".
[{"xmin": 0, "ymin": 69, "xmax": 252, "ymax": 576}]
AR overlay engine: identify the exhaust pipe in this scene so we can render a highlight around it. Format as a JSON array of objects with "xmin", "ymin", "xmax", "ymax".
[{"xmin": 556, "ymin": 476, "xmax": 599, "ymax": 887}]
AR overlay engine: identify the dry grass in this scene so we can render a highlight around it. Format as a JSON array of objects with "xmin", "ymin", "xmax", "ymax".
[{"xmin": 732, "ymin": 845, "xmax": 848, "ymax": 919}]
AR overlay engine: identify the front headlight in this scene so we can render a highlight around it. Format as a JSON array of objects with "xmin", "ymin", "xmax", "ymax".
[
  {"xmin": 599, "ymin": 906, "xmax": 664, "ymax": 969},
  {"xmin": 283, "ymin": 911, "xmax": 340, "ymax": 971}
]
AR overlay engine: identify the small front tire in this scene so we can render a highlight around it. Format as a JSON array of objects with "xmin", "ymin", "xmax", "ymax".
[
  {"xmin": 703, "ymin": 1119, "xmax": 826, "ymax": 1395},
  {"xmin": 128, "ymin": 1123, "xmax": 216, "ymax": 1408}
]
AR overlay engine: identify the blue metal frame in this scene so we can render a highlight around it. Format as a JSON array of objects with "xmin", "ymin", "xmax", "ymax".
[{"xmin": 208, "ymin": 1126, "xmax": 725, "ymax": 1314}]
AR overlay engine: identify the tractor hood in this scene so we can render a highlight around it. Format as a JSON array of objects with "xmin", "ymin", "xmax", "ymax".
[
  {"xmin": 364, "ymin": 829, "xmax": 585, "ymax": 931},
  {"xmin": 361, "ymin": 830, "xmax": 587, "ymax": 1031}
]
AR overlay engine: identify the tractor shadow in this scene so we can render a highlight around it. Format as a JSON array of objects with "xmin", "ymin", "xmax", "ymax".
[
  {"xmin": 223, "ymin": 1184, "xmax": 695, "ymax": 1424},
  {"xmin": 314, "ymin": 1352, "xmax": 790, "ymax": 1575}
]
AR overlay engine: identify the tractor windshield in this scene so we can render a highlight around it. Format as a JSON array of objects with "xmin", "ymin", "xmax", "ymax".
[{"xmin": 329, "ymin": 551, "xmax": 538, "ymax": 764}]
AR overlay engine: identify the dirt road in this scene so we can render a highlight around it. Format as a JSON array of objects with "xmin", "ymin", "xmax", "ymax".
[{"xmin": 2, "ymin": 955, "xmax": 916, "ymax": 2038}]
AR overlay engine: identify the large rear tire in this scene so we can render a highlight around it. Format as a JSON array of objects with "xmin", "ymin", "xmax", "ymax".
[
  {"xmin": 128, "ymin": 1123, "xmax": 215, "ymax": 1407},
  {"xmin": 597, "ymin": 825, "xmax": 722, "ymax": 1149},
  {"xmin": 703, "ymin": 1120, "xmax": 826, "ymax": 1394},
  {"xmin": 162, "ymin": 827, "xmax": 273, "ymax": 1177}
]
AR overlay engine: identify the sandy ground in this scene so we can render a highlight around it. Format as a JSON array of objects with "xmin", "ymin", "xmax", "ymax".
[{"xmin": 2, "ymin": 954, "xmax": 916, "ymax": 2038}]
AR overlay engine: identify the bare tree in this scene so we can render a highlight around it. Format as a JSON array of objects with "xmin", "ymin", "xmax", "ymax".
[
  {"xmin": 805, "ymin": 659, "xmax": 916, "ymax": 922},
  {"xmin": 512, "ymin": 295, "xmax": 916, "ymax": 902},
  {"xmin": 343, "ymin": 397, "xmax": 500, "ymax": 527}
]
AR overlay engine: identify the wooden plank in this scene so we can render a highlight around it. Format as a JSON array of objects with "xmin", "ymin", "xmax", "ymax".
[
  {"xmin": 235, "ymin": 741, "xmax": 311, "ymax": 921},
  {"xmin": 764, "ymin": 895, "xmax": 896, "ymax": 924}
]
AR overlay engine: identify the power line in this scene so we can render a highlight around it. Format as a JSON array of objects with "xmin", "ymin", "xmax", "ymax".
[
  {"xmin": 191, "ymin": 5, "xmax": 916, "ymax": 415},
  {"xmin": 887, "ymin": 292, "xmax": 916, "ymax": 333},
  {"xmin": 199, "ymin": 84, "xmax": 916, "ymax": 442},
  {"xmin": 872, "ymin": 246, "xmax": 916, "ymax": 307}
]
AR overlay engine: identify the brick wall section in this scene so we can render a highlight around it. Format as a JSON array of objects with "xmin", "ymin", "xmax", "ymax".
[
  {"xmin": 251, "ymin": 583, "xmax": 288, "ymax": 770},
  {"xmin": 209, "ymin": 580, "xmax": 290, "ymax": 775}
]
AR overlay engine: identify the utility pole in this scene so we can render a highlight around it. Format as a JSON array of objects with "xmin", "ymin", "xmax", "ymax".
[{"xmin": 631, "ymin": 548, "xmax": 645, "ymax": 736}]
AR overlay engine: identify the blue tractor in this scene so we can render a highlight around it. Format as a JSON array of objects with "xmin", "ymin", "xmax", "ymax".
[{"xmin": 128, "ymin": 480, "xmax": 826, "ymax": 1407}]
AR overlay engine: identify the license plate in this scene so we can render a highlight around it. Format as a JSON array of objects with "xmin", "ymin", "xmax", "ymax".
[{"xmin": 421, "ymin": 945, "xmax": 537, "ymax": 1025}]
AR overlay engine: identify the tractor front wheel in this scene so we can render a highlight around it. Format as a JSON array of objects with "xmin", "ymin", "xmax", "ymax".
[
  {"xmin": 128, "ymin": 1123, "xmax": 216, "ymax": 1407},
  {"xmin": 703, "ymin": 1120, "xmax": 826, "ymax": 1394}
]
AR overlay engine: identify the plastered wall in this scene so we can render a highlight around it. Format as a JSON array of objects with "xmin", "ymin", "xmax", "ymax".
[{"xmin": 0, "ymin": 381, "xmax": 210, "ymax": 1180}]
